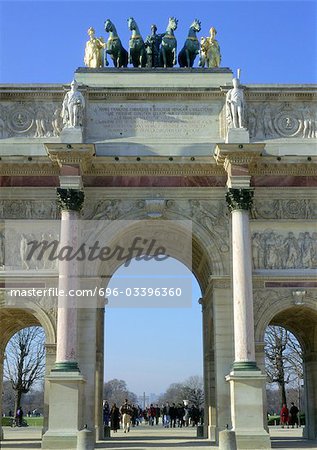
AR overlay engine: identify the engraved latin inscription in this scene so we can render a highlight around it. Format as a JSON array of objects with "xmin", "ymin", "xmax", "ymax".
[{"xmin": 87, "ymin": 103, "xmax": 218, "ymax": 139}]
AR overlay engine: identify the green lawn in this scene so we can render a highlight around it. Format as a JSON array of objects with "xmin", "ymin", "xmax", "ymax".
[{"xmin": 2, "ymin": 416, "xmax": 44, "ymax": 426}]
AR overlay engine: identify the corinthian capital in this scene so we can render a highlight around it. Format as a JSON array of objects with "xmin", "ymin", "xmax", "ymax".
[
  {"xmin": 225, "ymin": 188, "xmax": 254, "ymax": 212},
  {"xmin": 56, "ymin": 188, "xmax": 85, "ymax": 211}
]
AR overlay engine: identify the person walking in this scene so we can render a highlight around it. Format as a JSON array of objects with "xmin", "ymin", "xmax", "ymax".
[
  {"xmin": 289, "ymin": 402, "xmax": 299, "ymax": 428},
  {"xmin": 110, "ymin": 403, "xmax": 120, "ymax": 433},
  {"xmin": 280, "ymin": 404, "xmax": 289, "ymax": 428}
]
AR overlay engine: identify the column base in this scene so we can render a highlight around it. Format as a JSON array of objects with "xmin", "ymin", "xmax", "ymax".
[
  {"xmin": 51, "ymin": 361, "xmax": 80, "ymax": 372},
  {"xmin": 207, "ymin": 424, "xmax": 217, "ymax": 442},
  {"xmin": 226, "ymin": 369, "xmax": 271, "ymax": 450},
  {"xmin": 41, "ymin": 371, "xmax": 86, "ymax": 450},
  {"xmin": 232, "ymin": 361, "xmax": 258, "ymax": 371},
  {"xmin": 235, "ymin": 430, "xmax": 271, "ymax": 450},
  {"xmin": 41, "ymin": 433, "xmax": 78, "ymax": 450}
]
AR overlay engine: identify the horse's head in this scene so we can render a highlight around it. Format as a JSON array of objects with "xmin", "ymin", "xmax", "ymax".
[
  {"xmin": 104, "ymin": 19, "xmax": 113, "ymax": 33},
  {"xmin": 168, "ymin": 17, "xmax": 178, "ymax": 31},
  {"xmin": 127, "ymin": 17, "xmax": 136, "ymax": 31},
  {"xmin": 191, "ymin": 19, "xmax": 201, "ymax": 33}
]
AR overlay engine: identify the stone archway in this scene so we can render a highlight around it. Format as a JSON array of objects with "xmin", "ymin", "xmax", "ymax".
[
  {"xmin": 254, "ymin": 289, "xmax": 317, "ymax": 440},
  {"xmin": 0, "ymin": 302, "xmax": 56, "ymax": 440},
  {"xmin": 86, "ymin": 216, "xmax": 228, "ymax": 441}
]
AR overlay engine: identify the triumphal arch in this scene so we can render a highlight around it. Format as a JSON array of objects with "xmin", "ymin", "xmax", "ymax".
[{"xmin": 0, "ymin": 23, "xmax": 317, "ymax": 450}]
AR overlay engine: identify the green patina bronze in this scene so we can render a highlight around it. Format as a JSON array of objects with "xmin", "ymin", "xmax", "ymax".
[
  {"xmin": 104, "ymin": 19, "xmax": 128, "ymax": 68},
  {"xmin": 127, "ymin": 17, "xmax": 147, "ymax": 68},
  {"xmin": 159, "ymin": 17, "xmax": 178, "ymax": 68},
  {"xmin": 178, "ymin": 19, "xmax": 201, "ymax": 68}
]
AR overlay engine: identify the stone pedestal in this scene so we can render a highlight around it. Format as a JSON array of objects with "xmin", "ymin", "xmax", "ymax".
[
  {"xmin": 60, "ymin": 127, "xmax": 83, "ymax": 144},
  {"xmin": 41, "ymin": 372, "xmax": 85, "ymax": 449},
  {"xmin": 225, "ymin": 370, "xmax": 271, "ymax": 449},
  {"xmin": 226, "ymin": 128, "xmax": 250, "ymax": 144}
]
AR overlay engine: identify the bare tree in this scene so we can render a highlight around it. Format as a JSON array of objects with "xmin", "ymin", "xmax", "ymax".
[
  {"xmin": 182, "ymin": 376, "xmax": 204, "ymax": 409},
  {"xmin": 159, "ymin": 375, "xmax": 204, "ymax": 409},
  {"xmin": 4, "ymin": 327, "xmax": 46, "ymax": 415},
  {"xmin": 265, "ymin": 325, "xmax": 303, "ymax": 408},
  {"xmin": 103, "ymin": 379, "xmax": 137, "ymax": 406}
]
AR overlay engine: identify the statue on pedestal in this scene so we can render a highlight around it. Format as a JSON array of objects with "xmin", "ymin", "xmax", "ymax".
[
  {"xmin": 226, "ymin": 77, "xmax": 246, "ymax": 129},
  {"xmin": 61, "ymin": 80, "xmax": 85, "ymax": 128},
  {"xmin": 199, "ymin": 27, "xmax": 221, "ymax": 68},
  {"xmin": 144, "ymin": 24, "xmax": 163, "ymax": 68},
  {"xmin": 84, "ymin": 27, "xmax": 106, "ymax": 68}
]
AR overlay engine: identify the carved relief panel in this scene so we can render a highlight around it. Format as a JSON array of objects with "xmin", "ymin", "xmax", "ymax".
[
  {"xmin": 0, "ymin": 101, "xmax": 62, "ymax": 139},
  {"xmin": 245, "ymin": 102, "xmax": 317, "ymax": 140}
]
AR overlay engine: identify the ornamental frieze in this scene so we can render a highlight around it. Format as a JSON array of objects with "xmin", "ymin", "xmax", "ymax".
[
  {"xmin": 0, "ymin": 101, "xmax": 62, "ymax": 139},
  {"xmin": 252, "ymin": 198, "xmax": 317, "ymax": 220},
  {"xmin": 246, "ymin": 102, "xmax": 317, "ymax": 140},
  {"xmin": 252, "ymin": 230, "xmax": 317, "ymax": 270},
  {"xmin": 0, "ymin": 200, "xmax": 59, "ymax": 219}
]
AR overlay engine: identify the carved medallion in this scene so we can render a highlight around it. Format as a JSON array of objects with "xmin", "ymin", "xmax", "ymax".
[
  {"xmin": 274, "ymin": 111, "xmax": 301, "ymax": 137},
  {"xmin": 8, "ymin": 107, "xmax": 33, "ymax": 133}
]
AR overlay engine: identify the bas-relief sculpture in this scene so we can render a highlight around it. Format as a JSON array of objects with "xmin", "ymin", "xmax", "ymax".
[
  {"xmin": 252, "ymin": 230, "xmax": 317, "ymax": 270},
  {"xmin": 252, "ymin": 198, "xmax": 316, "ymax": 220},
  {"xmin": 0, "ymin": 200, "xmax": 58, "ymax": 219},
  {"xmin": 246, "ymin": 102, "xmax": 317, "ymax": 140},
  {"xmin": 0, "ymin": 102, "xmax": 62, "ymax": 139}
]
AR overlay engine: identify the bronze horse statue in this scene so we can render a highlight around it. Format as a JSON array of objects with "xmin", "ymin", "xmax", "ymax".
[
  {"xmin": 178, "ymin": 19, "xmax": 201, "ymax": 68},
  {"xmin": 127, "ymin": 17, "xmax": 147, "ymax": 67},
  {"xmin": 160, "ymin": 17, "xmax": 178, "ymax": 68},
  {"xmin": 104, "ymin": 19, "xmax": 128, "ymax": 67}
]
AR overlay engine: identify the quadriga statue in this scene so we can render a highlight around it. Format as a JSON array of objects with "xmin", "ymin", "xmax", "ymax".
[
  {"xmin": 104, "ymin": 19, "xmax": 128, "ymax": 67},
  {"xmin": 178, "ymin": 19, "xmax": 201, "ymax": 68}
]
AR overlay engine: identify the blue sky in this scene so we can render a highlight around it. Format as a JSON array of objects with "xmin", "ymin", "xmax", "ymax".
[
  {"xmin": 0, "ymin": 1, "xmax": 316, "ymax": 84},
  {"xmin": 1, "ymin": 0, "xmax": 316, "ymax": 396}
]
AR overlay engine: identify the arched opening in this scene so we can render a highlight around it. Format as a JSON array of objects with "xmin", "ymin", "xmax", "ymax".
[
  {"xmin": 87, "ymin": 218, "xmax": 221, "ymax": 442},
  {"xmin": 103, "ymin": 256, "xmax": 203, "ymax": 436},
  {"xmin": 261, "ymin": 303, "xmax": 317, "ymax": 442},
  {"xmin": 3, "ymin": 326, "xmax": 45, "ymax": 423},
  {"xmin": 0, "ymin": 306, "xmax": 56, "ymax": 441},
  {"xmin": 265, "ymin": 325, "xmax": 304, "ymax": 425}
]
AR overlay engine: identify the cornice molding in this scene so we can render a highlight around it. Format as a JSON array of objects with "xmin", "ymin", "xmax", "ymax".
[{"xmin": 0, "ymin": 154, "xmax": 315, "ymax": 177}]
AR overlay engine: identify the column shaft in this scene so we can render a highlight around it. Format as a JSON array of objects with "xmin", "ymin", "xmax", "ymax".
[{"xmin": 232, "ymin": 209, "xmax": 255, "ymax": 363}]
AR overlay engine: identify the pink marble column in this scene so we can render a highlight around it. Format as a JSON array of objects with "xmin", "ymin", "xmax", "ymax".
[
  {"xmin": 226, "ymin": 188, "xmax": 257, "ymax": 370},
  {"xmin": 54, "ymin": 188, "xmax": 84, "ymax": 372}
]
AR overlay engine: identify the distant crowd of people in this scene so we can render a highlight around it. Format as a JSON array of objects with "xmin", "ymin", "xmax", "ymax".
[{"xmin": 103, "ymin": 399, "xmax": 203, "ymax": 432}]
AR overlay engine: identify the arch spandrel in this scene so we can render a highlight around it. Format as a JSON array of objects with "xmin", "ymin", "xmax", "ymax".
[{"xmin": 0, "ymin": 295, "xmax": 57, "ymax": 352}]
